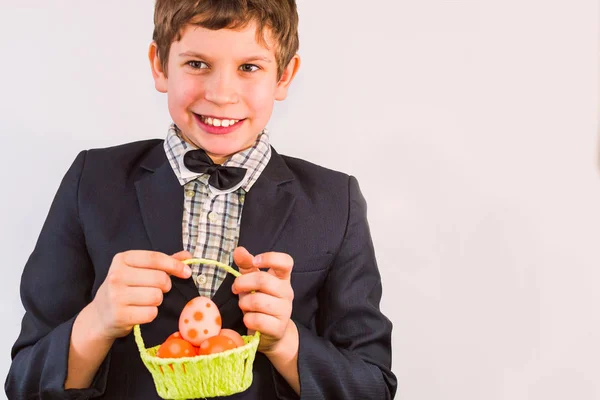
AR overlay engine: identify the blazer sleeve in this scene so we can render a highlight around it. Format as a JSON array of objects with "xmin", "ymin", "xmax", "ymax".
[
  {"xmin": 5, "ymin": 151, "xmax": 111, "ymax": 400},
  {"xmin": 274, "ymin": 175, "xmax": 397, "ymax": 399}
]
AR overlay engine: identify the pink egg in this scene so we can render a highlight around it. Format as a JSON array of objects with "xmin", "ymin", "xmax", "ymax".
[{"xmin": 179, "ymin": 296, "xmax": 222, "ymax": 346}]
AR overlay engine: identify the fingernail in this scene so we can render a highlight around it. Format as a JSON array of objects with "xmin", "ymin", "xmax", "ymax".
[
  {"xmin": 183, "ymin": 265, "xmax": 192, "ymax": 278},
  {"xmin": 253, "ymin": 255, "xmax": 262, "ymax": 266}
]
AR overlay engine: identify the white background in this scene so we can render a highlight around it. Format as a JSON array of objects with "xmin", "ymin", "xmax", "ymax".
[{"xmin": 1, "ymin": 1, "xmax": 598, "ymax": 399}]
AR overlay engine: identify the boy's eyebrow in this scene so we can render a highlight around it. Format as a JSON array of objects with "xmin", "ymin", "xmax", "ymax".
[
  {"xmin": 179, "ymin": 51, "xmax": 209, "ymax": 59},
  {"xmin": 179, "ymin": 51, "xmax": 272, "ymax": 63},
  {"xmin": 243, "ymin": 56, "xmax": 272, "ymax": 63}
]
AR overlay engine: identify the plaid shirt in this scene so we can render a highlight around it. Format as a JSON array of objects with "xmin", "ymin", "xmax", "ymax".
[{"xmin": 164, "ymin": 124, "xmax": 271, "ymax": 298}]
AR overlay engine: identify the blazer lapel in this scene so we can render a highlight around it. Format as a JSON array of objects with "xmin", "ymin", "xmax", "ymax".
[
  {"xmin": 212, "ymin": 148, "xmax": 296, "ymax": 312},
  {"xmin": 237, "ymin": 149, "xmax": 296, "ymax": 256},
  {"xmin": 134, "ymin": 143, "xmax": 199, "ymax": 301}
]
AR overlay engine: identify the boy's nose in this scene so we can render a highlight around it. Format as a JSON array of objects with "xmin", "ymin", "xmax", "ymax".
[{"xmin": 204, "ymin": 72, "xmax": 239, "ymax": 105}]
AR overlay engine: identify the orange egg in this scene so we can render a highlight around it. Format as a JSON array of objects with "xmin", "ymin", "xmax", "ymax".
[
  {"xmin": 218, "ymin": 329, "xmax": 245, "ymax": 347},
  {"xmin": 196, "ymin": 335, "xmax": 238, "ymax": 356},
  {"xmin": 164, "ymin": 331, "xmax": 182, "ymax": 342},
  {"xmin": 156, "ymin": 338, "xmax": 196, "ymax": 359}
]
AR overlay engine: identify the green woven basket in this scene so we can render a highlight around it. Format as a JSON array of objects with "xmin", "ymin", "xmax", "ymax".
[{"xmin": 134, "ymin": 258, "xmax": 261, "ymax": 399}]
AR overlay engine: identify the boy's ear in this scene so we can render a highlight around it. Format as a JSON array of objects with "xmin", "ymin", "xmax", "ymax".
[
  {"xmin": 149, "ymin": 42, "xmax": 168, "ymax": 93},
  {"xmin": 275, "ymin": 54, "xmax": 301, "ymax": 101}
]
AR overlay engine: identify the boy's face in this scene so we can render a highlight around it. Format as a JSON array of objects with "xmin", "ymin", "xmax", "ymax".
[{"xmin": 150, "ymin": 21, "xmax": 300, "ymax": 163}]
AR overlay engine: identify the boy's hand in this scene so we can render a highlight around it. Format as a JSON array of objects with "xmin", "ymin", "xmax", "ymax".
[
  {"xmin": 232, "ymin": 246, "xmax": 295, "ymax": 355},
  {"xmin": 90, "ymin": 250, "xmax": 193, "ymax": 340}
]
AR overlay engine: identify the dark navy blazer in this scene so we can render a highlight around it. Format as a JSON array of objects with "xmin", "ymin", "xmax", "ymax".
[{"xmin": 5, "ymin": 140, "xmax": 397, "ymax": 399}]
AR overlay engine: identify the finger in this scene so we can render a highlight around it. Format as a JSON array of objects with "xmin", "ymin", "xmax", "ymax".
[
  {"xmin": 243, "ymin": 312, "xmax": 283, "ymax": 338},
  {"xmin": 120, "ymin": 250, "xmax": 191, "ymax": 279},
  {"xmin": 253, "ymin": 252, "xmax": 294, "ymax": 280},
  {"xmin": 238, "ymin": 292, "xmax": 290, "ymax": 318},
  {"xmin": 233, "ymin": 272, "xmax": 293, "ymax": 299},
  {"xmin": 117, "ymin": 305, "xmax": 159, "ymax": 327},
  {"xmin": 121, "ymin": 268, "xmax": 172, "ymax": 293},
  {"xmin": 171, "ymin": 250, "xmax": 193, "ymax": 261},
  {"xmin": 233, "ymin": 246, "xmax": 259, "ymax": 275},
  {"xmin": 121, "ymin": 286, "xmax": 164, "ymax": 307}
]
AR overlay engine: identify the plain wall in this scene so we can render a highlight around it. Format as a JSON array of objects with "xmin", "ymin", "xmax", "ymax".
[{"xmin": 1, "ymin": 0, "xmax": 598, "ymax": 399}]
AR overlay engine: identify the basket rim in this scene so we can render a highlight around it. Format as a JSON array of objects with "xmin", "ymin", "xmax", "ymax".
[{"xmin": 134, "ymin": 324, "xmax": 260, "ymax": 364}]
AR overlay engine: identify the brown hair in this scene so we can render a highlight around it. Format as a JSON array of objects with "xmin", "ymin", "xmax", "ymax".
[{"xmin": 152, "ymin": 0, "xmax": 299, "ymax": 79}]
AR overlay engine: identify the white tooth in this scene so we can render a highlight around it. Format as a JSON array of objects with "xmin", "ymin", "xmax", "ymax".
[
  {"xmin": 213, "ymin": 119, "xmax": 221, "ymax": 127},
  {"xmin": 207, "ymin": 117, "xmax": 213, "ymax": 125},
  {"xmin": 229, "ymin": 119, "xmax": 236, "ymax": 125},
  {"xmin": 221, "ymin": 120, "xmax": 230, "ymax": 127}
]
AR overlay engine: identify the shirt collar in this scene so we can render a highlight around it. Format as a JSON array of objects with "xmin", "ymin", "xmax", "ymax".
[{"xmin": 164, "ymin": 124, "xmax": 271, "ymax": 194}]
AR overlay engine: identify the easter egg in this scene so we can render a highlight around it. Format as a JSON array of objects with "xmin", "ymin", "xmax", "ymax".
[
  {"xmin": 179, "ymin": 296, "xmax": 222, "ymax": 346},
  {"xmin": 218, "ymin": 329, "xmax": 245, "ymax": 348},
  {"xmin": 165, "ymin": 331, "xmax": 183, "ymax": 342},
  {"xmin": 156, "ymin": 338, "xmax": 196, "ymax": 359},
  {"xmin": 196, "ymin": 335, "xmax": 238, "ymax": 356}
]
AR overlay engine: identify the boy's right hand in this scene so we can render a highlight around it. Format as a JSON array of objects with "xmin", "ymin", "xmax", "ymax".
[{"xmin": 89, "ymin": 250, "xmax": 193, "ymax": 340}]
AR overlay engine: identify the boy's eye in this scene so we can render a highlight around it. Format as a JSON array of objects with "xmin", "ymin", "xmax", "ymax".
[
  {"xmin": 239, "ymin": 64, "xmax": 259, "ymax": 73},
  {"xmin": 187, "ymin": 61, "xmax": 208, "ymax": 69}
]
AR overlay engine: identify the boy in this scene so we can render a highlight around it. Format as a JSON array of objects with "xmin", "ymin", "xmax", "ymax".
[{"xmin": 5, "ymin": 1, "xmax": 397, "ymax": 398}]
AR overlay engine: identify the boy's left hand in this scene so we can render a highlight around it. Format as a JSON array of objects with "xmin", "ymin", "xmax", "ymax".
[{"xmin": 232, "ymin": 246, "xmax": 295, "ymax": 355}]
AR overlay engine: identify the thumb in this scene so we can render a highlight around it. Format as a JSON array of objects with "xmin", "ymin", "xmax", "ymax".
[
  {"xmin": 171, "ymin": 250, "xmax": 193, "ymax": 261},
  {"xmin": 233, "ymin": 246, "xmax": 259, "ymax": 275}
]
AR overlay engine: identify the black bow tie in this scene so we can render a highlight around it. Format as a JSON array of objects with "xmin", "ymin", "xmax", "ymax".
[{"xmin": 183, "ymin": 149, "xmax": 247, "ymax": 190}]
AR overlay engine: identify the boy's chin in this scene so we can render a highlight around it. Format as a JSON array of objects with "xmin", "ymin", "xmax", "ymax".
[
  {"xmin": 197, "ymin": 140, "xmax": 254, "ymax": 162},
  {"xmin": 178, "ymin": 126, "xmax": 260, "ymax": 160}
]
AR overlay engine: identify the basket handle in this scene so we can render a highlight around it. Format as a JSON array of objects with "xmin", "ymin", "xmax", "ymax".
[
  {"xmin": 133, "ymin": 324, "xmax": 146, "ymax": 351},
  {"xmin": 182, "ymin": 258, "xmax": 242, "ymax": 278}
]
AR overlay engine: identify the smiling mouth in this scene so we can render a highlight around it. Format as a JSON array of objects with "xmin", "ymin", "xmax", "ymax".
[{"xmin": 195, "ymin": 114, "xmax": 244, "ymax": 128}]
